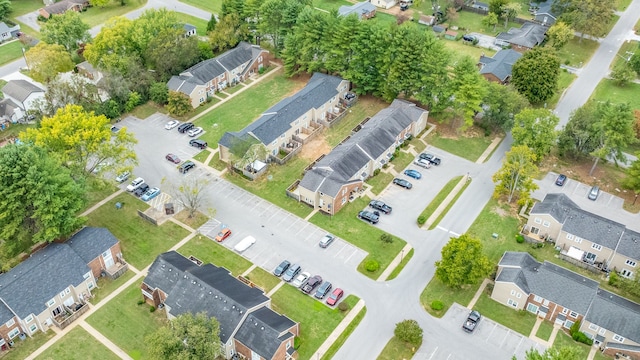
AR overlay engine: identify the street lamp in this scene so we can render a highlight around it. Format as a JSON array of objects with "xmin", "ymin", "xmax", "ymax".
[{"xmin": 634, "ymin": 193, "xmax": 638, "ymax": 205}]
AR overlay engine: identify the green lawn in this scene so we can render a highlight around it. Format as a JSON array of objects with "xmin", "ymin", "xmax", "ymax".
[
  {"xmin": 271, "ymin": 285, "xmax": 359, "ymax": 360},
  {"xmin": 535, "ymin": 320, "xmax": 554, "ymax": 341},
  {"xmin": 324, "ymin": 95, "xmax": 390, "ymax": 147},
  {"xmin": 553, "ymin": 330, "xmax": 591, "ymax": 359},
  {"xmin": 546, "ymin": 70, "xmax": 576, "ymax": 108},
  {"xmin": 177, "ymin": 13, "xmax": 209, "ymax": 36},
  {"xmin": 455, "ymin": 10, "xmax": 522, "ymax": 36},
  {"xmin": 391, "ymin": 149, "xmax": 414, "ymax": 172},
  {"xmin": 556, "ymin": 37, "xmax": 599, "ymax": 68},
  {"xmin": 86, "ymin": 282, "xmax": 167, "ymax": 360},
  {"xmin": 474, "ymin": 293, "xmax": 537, "ymax": 336},
  {"xmin": 209, "ymin": 151, "xmax": 226, "ymax": 170},
  {"xmin": 1, "ymin": 330, "xmax": 55, "ymax": 360},
  {"xmin": 129, "ymin": 101, "xmax": 161, "ymax": 119},
  {"xmin": 386, "ymin": 248, "xmax": 414, "ymax": 281},
  {"xmin": 427, "ymin": 132, "xmax": 492, "ymax": 162},
  {"xmin": 82, "ymin": 176, "xmax": 119, "ymax": 213},
  {"xmin": 429, "ymin": 177, "xmax": 471, "ymax": 230},
  {"xmin": 313, "ymin": 0, "xmax": 352, "ymax": 11},
  {"xmin": 617, "ymin": 0, "xmax": 632, "ymax": 11},
  {"xmin": 310, "ymin": 197, "xmax": 407, "ymax": 279},
  {"xmin": 466, "ymin": 198, "xmax": 524, "ymax": 263},
  {"xmin": 376, "ymin": 336, "xmax": 419, "ymax": 360},
  {"xmin": 320, "ymin": 307, "xmax": 367, "ymax": 360},
  {"xmin": 0, "ymin": 41, "xmax": 24, "ymax": 67},
  {"xmin": 195, "ymin": 69, "xmax": 300, "ymax": 147},
  {"xmin": 245, "ymin": 266, "xmax": 282, "ymax": 293},
  {"xmin": 224, "ymin": 156, "xmax": 314, "ymax": 219},
  {"xmin": 35, "ymin": 327, "xmax": 120, "ymax": 360},
  {"xmin": 420, "ymin": 276, "xmax": 479, "ymax": 317},
  {"xmin": 91, "ymin": 270, "xmax": 136, "ymax": 304},
  {"xmin": 178, "ymin": 0, "xmax": 221, "ymax": 15},
  {"xmin": 1, "ymin": 123, "xmax": 35, "ymax": 142},
  {"xmin": 80, "ymin": 0, "xmax": 148, "ymax": 27},
  {"xmin": 419, "ymin": 176, "xmax": 462, "ymax": 227},
  {"xmin": 442, "ymin": 39, "xmax": 496, "ymax": 63},
  {"xmin": 592, "ymin": 79, "xmax": 640, "ymax": 111},
  {"xmin": 611, "ymin": 40, "xmax": 639, "ymax": 72},
  {"xmin": 86, "ymin": 193, "xmax": 190, "ymax": 269},
  {"xmin": 193, "ymin": 149, "xmax": 211, "ymax": 163},
  {"xmin": 8, "ymin": 0, "xmax": 43, "ymax": 15},
  {"xmin": 371, "ymin": 12, "xmax": 398, "ymax": 26},
  {"xmin": 366, "ymin": 171, "xmax": 394, "ymax": 195},
  {"xmin": 177, "ymin": 234, "xmax": 252, "ymax": 275}
]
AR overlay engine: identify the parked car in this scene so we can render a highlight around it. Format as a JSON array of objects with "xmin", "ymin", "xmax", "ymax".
[
  {"xmin": 166, "ymin": 153, "xmax": 181, "ymax": 164},
  {"xmin": 358, "ymin": 210, "xmax": 379, "ymax": 224},
  {"xmin": 110, "ymin": 125, "xmax": 120, "ymax": 134},
  {"xmin": 115, "ymin": 171, "xmax": 130, "ymax": 183},
  {"xmin": 283, "ymin": 264, "xmax": 302, "ymax": 282},
  {"xmin": 414, "ymin": 158, "xmax": 432, "ymax": 169},
  {"xmin": 302, "ymin": 275, "xmax": 322, "ymax": 294},
  {"xmin": 188, "ymin": 127, "xmax": 203, "ymax": 137},
  {"xmin": 462, "ymin": 34, "xmax": 476, "ymax": 42},
  {"xmin": 319, "ymin": 234, "xmax": 335, "ymax": 248},
  {"xmin": 215, "ymin": 228, "xmax": 232, "ymax": 242},
  {"xmin": 234, "ymin": 236, "xmax": 256, "ymax": 252},
  {"xmin": 133, "ymin": 183, "xmax": 150, "ymax": 197},
  {"xmin": 92, "ymin": 162, "xmax": 108, "ymax": 174},
  {"xmin": 326, "ymin": 288, "xmax": 344, "ymax": 306},
  {"xmin": 177, "ymin": 122, "xmax": 195, "ymax": 133},
  {"xmin": 273, "ymin": 260, "xmax": 291, "ymax": 277},
  {"xmin": 393, "ymin": 178, "xmax": 413, "ymax": 189},
  {"xmin": 126, "ymin": 177, "xmax": 145, "ymax": 192},
  {"xmin": 588, "ymin": 185, "xmax": 600, "ymax": 200},
  {"xmin": 400, "ymin": 2, "xmax": 409, "ymax": 10},
  {"xmin": 189, "ymin": 139, "xmax": 208, "ymax": 149},
  {"xmin": 314, "ymin": 281, "xmax": 332, "ymax": 299},
  {"xmin": 179, "ymin": 161, "xmax": 196, "ymax": 174},
  {"xmin": 369, "ymin": 200, "xmax": 392, "ymax": 214},
  {"xmin": 291, "ymin": 271, "xmax": 310, "ymax": 288},
  {"xmin": 404, "ymin": 169, "xmax": 422, "ymax": 179},
  {"xmin": 419, "ymin": 153, "xmax": 441, "ymax": 165},
  {"xmin": 165, "ymin": 120, "xmax": 180, "ymax": 130},
  {"xmin": 555, "ymin": 174, "xmax": 567, "ymax": 186},
  {"xmin": 141, "ymin": 187, "xmax": 161, "ymax": 201},
  {"xmin": 462, "ymin": 310, "xmax": 481, "ymax": 333}
]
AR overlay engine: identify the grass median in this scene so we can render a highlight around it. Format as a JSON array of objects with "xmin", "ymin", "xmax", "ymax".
[
  {"xmin": 320, "ymin": 307, "xmax": 367, "ymax": 360},
  {"xmin": 377, "ymin": 336, "xmax": 420, "ymax": 360},
  {"xmin": 417, "ymin": 176, "xmax": 462, "ymax": 228},
  {"xmin": 386, "ymin": 248, "xmax": 414, "ymax": 281}
]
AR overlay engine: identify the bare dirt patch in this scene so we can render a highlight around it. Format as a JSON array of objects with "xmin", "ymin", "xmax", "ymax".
[
  {"xmin": 492, "ymin": 206, "xmax": 508, "ymax": 217},
  {"xmin": 432, "ymin": 124, "xmax": 487, "ymax": 139},
  {"xmin": 298, "ymin": 133, "xmax": 332, "ymax": 161}
]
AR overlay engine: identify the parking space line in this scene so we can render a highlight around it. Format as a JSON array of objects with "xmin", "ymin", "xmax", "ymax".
[
  {"xmin": 344, "ymin": 249, "xmax": 357, "ymax": 263},
  {"xmin": 486, "ymin": 323, "xmax": 497, "ymax": 342},
  {"xmin": 427, "ymin": 347, "xmax": 438, "ymax": 360},
  {"xmin": 513, "ymin": 335, "xmax": 524, "ymax": 355},
  {"xmin": 499, "ymin": 329, "xmax": 510, "ymax": 348},
  {"xmin": 295, "ymin": 222, "xmax": 309, "ymax": 235}
]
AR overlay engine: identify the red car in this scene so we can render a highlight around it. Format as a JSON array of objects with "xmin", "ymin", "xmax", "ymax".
[
  {"xmin": 215, "ymin": 228, "xmax": 232, "ymax": 242},
  {"xmin": 326, "ymin": 288, "xmax": 344, "ymax": 306},
  {"xmin": 166, "ymin": 153, "xmax": 181, "ymax": 164}
]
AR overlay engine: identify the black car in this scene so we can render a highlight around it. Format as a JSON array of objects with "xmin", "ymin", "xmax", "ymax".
[
  {"xmin": 302, "ymin": 275, "xmax": 322, "ymax": 294},
  {"xmin": 400, "ymin": 2, "xmax": 409, "ymax": 10},
  {"xmin": 358, "ymin": 210, "xmax": 379, "ymax": 224},
  {"xmin": 462, "ymin": 310, "xmax": 481, "ymax": 333},
  {"xmin": 133, "ymin": 183, "xmax": 150, "ymax": 197},
  {"xmin": 314, "ymin": 281, "xmax": 332, "ymax": 299},
  {"xmin": 419, "ymin": 153, "xmax": 441, "ymax": 165},
  {"xmin": 177, "ymin": 122, "xmax": 195, "ymax": 133},
  {"xmin": 555, "ymin": 174, "xmax": 567, "ymax": 186},
  {"xmin": 369, "ymin": 200, "xmax": 392, "ymax": 214},
  {"xmin": 273, "ymin": 260, "xmax": 291, "ymax": 277},
  {"xmin": 462, "ymin": 34, "xmax": 476, "ymax": 42},
  {"xmin": 393, "ymin": 178, "xmax": 413, "ymax": 189},
  {"xmin": 189, "ymin": 139, "xmax": 208, "ymax": 149},
  {"xmin": 179, "ymin": 161, "xmax": 196, "ymax": 174}
]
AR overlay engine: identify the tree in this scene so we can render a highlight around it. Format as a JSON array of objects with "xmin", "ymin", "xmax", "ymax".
[
  {"xmin": 446, "ymin": 7, "xmax": 458, "ymax": 26},
  {"xmin": 511, "ymin": 108, "xmax": 559, "ymax": 161},
  {"xmin": 622, "ymin": 152, "xmax": 640, "ymax": 196},
  {"xmin": 84, "ymin": 17, "xmax": 140, "ymax": 75},
  {"xmin": 90, "ymin": 0, "xmax": 111, "ymax": 6},
  {"xmin": 146, "ymin": 312, "xmax": 222, "ymax": 360},
  {"xmin": 511, "ymin": 47, "xmax": 560, "ymax": 104},
  {"xmin": 208, "ymin": 13, "xmax": 250, "ymax": 53},
  {"xmin": 150, "ymin": 82, "xmax": 169, "ymax": 105},
  {"xmin": 557, "ymin": 101, "xmax": 601, "ymax": 158},
  {"xmin": 0, "ymin": 0, "xmax": 12, "ymax": 21},
  {"xmin": 589, "ymin": 101, "xmax": 636, "ymax": 175},
  {"xmin": 558, "ymin": 0, "xmax": 614, "ymax": 40},
  {"xmin": 488, "ymin": 0, "xmax": 508, "ymax": 16},
  {"xmin": 125, "ymin": 92, "xmax": 141, "ymax": 112},
  {"xmin": 0, "ymin": 144, "xmax": 85, "ymax": 244},
  {"xmin": 40, "ymin": 11, "xmax": 91, "ymax": 51},
  {"xmin": 435, "ymin": 234, "xmax": 492, "ymax": 288},
  {"xmin": 482, "ymin": 12, "xmax": 499, "ymax": 32},
  {"xmin": 167, "ymin": 176, "xmax": 212, "ymax": 218},
  {"xmin": 25, "ymin": 43, "xmax": 74, "ymax": 84},
  {"xmin": 492, "ymin": 145, "xmax": 539, "ymax": 204},
  {"xmin": 22, "ymin": 104, "xmax": 138, "ymax": 175},
  {"xmin": 144, "ymin": 28, "xmax": 200, "ymax": 80},
  {"xmin": 448, "ymin": 56, "xmax": 488, "ymax": 131},
  {"xmin": 629, "ymin": 49, "xmax": 640, "ymax": 75},
  {"xmin": 481, "ymin": 83, "xmax": 529, "ymax": 131},
  {"xmin": 501, "ymin": 3, "xmax": 521, "ymax": 29},
  {"xmin": 167, "ymin": 91, "xmax": 193, "ymax": 116},
  {"xmin": 546, "ymin": 21, "xmax": 573, "ymax": 50},
  {"xmin": 206, "ymin": 13, "xmax": 217, "ymax": 33},
  {"xmin": 523, "ymin": 346, "xmax": 582, "ymax": 360},
  {"xmin": 610, "ymin": 62, "xmax": 636, "ymax": 86},
  {"xmin": 258, "ymin": 0, "xmax": 308, "ymax": 52},
  {"xmin": 42, "ymin": 73, "xmax": 102, "ymax": 115},
  {"xmin": 394, "ymin": 320, "xmax": 423, "ymax": 346}
]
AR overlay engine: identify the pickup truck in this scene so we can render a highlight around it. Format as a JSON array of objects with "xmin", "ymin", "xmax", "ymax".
[
  {"xmin": 419, "ymin": 153, "xmax": 441, "ymax": 165},
  {"xmin": 462, "ymin": 310, "xmax": 481, "ymax": 333}
]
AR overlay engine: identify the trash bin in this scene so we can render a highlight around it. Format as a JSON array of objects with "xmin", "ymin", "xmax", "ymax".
[
  {"xmin": 165, "ymin": 203, "xmax": 174, "ymax": 215},
  {"xmin": 115, "ymin": 202, "xmax": 122, "ymax": 210}
]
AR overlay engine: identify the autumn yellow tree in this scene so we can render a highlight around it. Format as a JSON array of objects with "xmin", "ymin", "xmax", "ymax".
[
  {"xmin": 25, "ymin": 42, "xmax": 74, "ymax": 83},
  {"xmin": 22, "ymin": 104, "xmax": 138, "ymax": 175}
]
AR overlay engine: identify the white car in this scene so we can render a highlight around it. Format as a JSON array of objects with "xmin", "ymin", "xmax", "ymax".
[
  {"xmin": 292, "ymin": 272, "xmax": 311, "ymax": 288},
  {"xmin": 234, "ymin": 236, "xmax": 256, "ymax": 252},
  {"xmin": 188, "ymin": 127, "xmax": 203, "ymax": 137},
  {"xmin": 414, "ymin": 158, "xmax": 432, "ymax": 169},
  {"xmin": 115, "ymin": 171, "xmax": 130, "ymax": 183},
  {"xmin": 126, "ymin": 177, "xmax": 145, "ymax": 192},
  {"xmin": 164, "ymin": 120, "xmax": 180, "ymax": 130}
]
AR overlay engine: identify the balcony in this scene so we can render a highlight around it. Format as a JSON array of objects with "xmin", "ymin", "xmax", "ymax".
[{"xmin": 51, "ymin": 302, "xmax": 89, "ymax": 330}]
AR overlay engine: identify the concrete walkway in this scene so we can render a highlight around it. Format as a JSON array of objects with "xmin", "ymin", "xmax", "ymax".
[
  {"xmin": 528, "ymin": 317, "xmax": 562, "ymax": 348},
  {"xmin": 377, "ymin": 243, "xmax": 413, "ymax": 281},
  {"xmin": 423, "ymin": 174, "xmax": 470, "ymax": 229},
  {"xmin": 311, "ymin": 299, "xmax": 366, "ymax": 360},
  {"xmin": 475, "ymin": 137, "xmax": 503, "ymax": 164},
  {"xmin": 80, "ymin": 189, "xmax": 124, "ymax": 217},
  {"xmin": 467, "ymin": 278, "xmax": 492, "ymax": 309}
]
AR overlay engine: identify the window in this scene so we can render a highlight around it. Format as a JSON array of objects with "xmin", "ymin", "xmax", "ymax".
[
  {"xmin": 566, "ymin": 234, "xmax": 574, "ymax": 240},
  {"xmin": 531, "ymin": 227, "xmax": 540, "ymax": 235},
  {"xmin": 8, "ymin": 328, "xmax": 19, "ymax": 339},
  {"xmin": 83, "ymin": 272, "xmax": 91, "ymax": 279},
  {"xmin": 507, "ymin": 299, "xmax": 518, "ymax": 308},
  {"xmin": 563, "ymin": 320, "xmax": 574, "ymax": 329},
  {"xmin": 621, "ymin": 269, "xmax": 634, "ymax": 278},
  {"xmin": 626, "ymin": 259, "xmax": 637, "ymax": 267},
  {"xmin": 286, "ymin": 341, "xmax": 291, "ymax": 349},
  {"xmin": 47, "ymin": 299, "xmax": 55, "ymax": 307},
  {"xmin": 613, "ymin": 334, "xmax": 625, "ymax": 343},
  {"xmin": 65, "ymin": 288, "xmax": 70, "ymax": 295},
  {"xmin": 588, "ymin": 323, "xmax": 599, "ymax": 331},
  {"xmin": 5, "ymin": 319, "xmax": 15, "ymax": 327},
  {"xmin": 510, "ymin": 290, "xmax": 516, "ymax": 296},
  {"xmin": 542, "ymin": 221, "xmax": 550, "ymax": 228},
  {"xmin": 88, "ymin": 281, "xmax": 94, "ymax": 290},
  {"xmin": 29, "ymin": 324, "xmax": 37, "ymax": 333},
  {"xmin": 599, "ymin": 328, "xmax": 606, "ymax": 335},
  {"xmin": 341, "ymin": 197, "xmax": 346, "ymax": 205},
  {"xmin": 25, "ymin": 315, "xmax": 33, "ymax": 323},
  {"xmin": 543, "ymin": 299, "xmax": 549, "ymax": 306},
  {"xmin": 562, "ymin": 308, "xmax": 568, "ymax": 315},
  {"xmin": 575, "ymin": 237, "xmax": 583, "ymax": 244},
  {"xmin": 591, "ymin": 243, "xmax": 602, "ymax": 251},
  {"xmin": 526, "ymin": 303, "xmax": 539, "ymax": 313},
  {"xmin": 516, "ymin": 292, "xmax": 522, "ymax": 298},
  {"xmin": 535, "ymin": 217, "xmax": 542, "ymax": 224},
  {"xmin": 569, "ymin": 311, "xmax": 578, "ymax": 318},
  {"xmin": 533, "ymin": 295, "xmax": 542, "ymax": 302}
]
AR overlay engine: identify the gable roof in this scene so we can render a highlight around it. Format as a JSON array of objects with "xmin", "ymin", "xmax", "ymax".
[
  {"xmin": 0, "ymin": 22, "xmax": 9, "ymax": 34},
  {"xmin": 1, "ymin": 80, "xmax": 44, "ymax": 104},
  {"xmin": 338, "ymin": 1, "xmax": 376, "ymax": 18},
  {"xmin": 41, "ymin": 0, "xmax": 85, "ymax": 15},
  {"xmin": 479, "ymin": 49, "xmax": 522, "ymax": 81},
  {"xmin": 616, "ymin": 229, "xmax": 640, "ymax": 262},
  {"xmin": 219, "ymin": 73, "xmax": 344, "ymax": 147},
  {"xmin": 67, "ymin": 227, "xmax": 119, "ymax": 264},
  {"xmin": 183, "ymin": 23, "xmax": 196, "ymax": 32},
  {"xmin": 534, "ymin": 0, "xmax": 558, "ymax": 18},
  {"xmin": 496, "ymin": 22, "xmax": 546, "ymax": 48},
  {"xmin": 0, "ymin": 98, "xmax": 20, "ymax": 119},
  {"xmin": 496, "ymin": 252, "xmax": 599, "ymax": 314},
  {"xmin": 235, "ymin": 307, "xmax": 296, "ymax": 359},
  {"xmin": 586, "ymin": 289, "xmax": 640, "ymax": 344}
]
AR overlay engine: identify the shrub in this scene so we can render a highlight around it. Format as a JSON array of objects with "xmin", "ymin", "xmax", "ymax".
[
  {"xmin": 394, "ymin": 319, "xmax": 423, "ymax": 346},
  {"xmin": 137, "ymin": 299, "xmax": 145, "ymax": 305},
  {"xmin": 572, "ymin": 331, "xmax": 593, "ymax": 345},
  {"xmin": 258, "ymin": 67, "xmax": 266, "ymax": 74},
  {"xmin": 380, "ymin": 233, "xmax": 393, "ymax": 244},
  {"xmin": 565, "ymin": 59, "xmax": 570, "ymax": 65},
  {"xmin": 608, "ymin": 272, "xmax": 619, "ymax": 286},
  {"xmin": 569, "ymin": 320, "xmax": 580, "ymax": 336},
  {"xmin": 338, "ymin": 302, "xmax": 350, "ymax": 312},
  {"xmin": 417, "ymin": 215, "xmax": 427, "ymax": 225},
  {"xmin": 294, "ymin": 336, "xmax": 301, "ymax": 349},
  {"xmin": 516, "ymin": 234, "xmax": 525, "ymax": 243},
  {"xmin": 430, "ymin": 300, "xmax": 444, "ymax": 311},
  {"xmin": 365, "ymin": 260, "xmax": 379, "ymax": 272},
  {"xmin": 149, "ymin": 306, "xmax": 156, "ymax": 312},
  {"xmin": 373, "ymin": 168, "xmax": 381, "ymax": 176}
]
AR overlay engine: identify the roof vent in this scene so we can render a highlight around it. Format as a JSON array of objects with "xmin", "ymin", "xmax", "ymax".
[
  {"xmin": 169, "ymin": 268, "xmax": 172, "ymax": 271},
  {"xmin": 209, "ymin": 291, "xmax": 212, "ymax": 295},
  {"xmin": 261, "ymin": 326, "xmax": 264, "ymax": 330},
  {"xmin": 239, "ymin": 311, "xmax": 243, "ymax": 314},
  {"xmin": 232, "ymin": 305, "xmax": 236, "ymax": 309},
  {"xmin": 215, "ymin": 295, "xmax": 218, "ymax": 299}
]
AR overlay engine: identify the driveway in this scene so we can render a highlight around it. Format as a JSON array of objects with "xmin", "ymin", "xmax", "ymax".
[
  {"xmin": 16, "ymin": 12, "xmax": 40, "ymax": 32},
  {"xmin": 469, "ymin": 32, "xmax": 502, "ymax": 51}
]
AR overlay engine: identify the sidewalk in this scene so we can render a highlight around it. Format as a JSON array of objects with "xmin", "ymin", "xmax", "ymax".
[
  {"xmin": 311, "ymin": 299, "xmax": 366, "ymax": 359},
  {"xmin": 423, "ymin": 174, "xmax": 470, "ymax": 229},
  {"xmin": 81, "ymin": 189, "xmax": 124, "ymax": 217},
  {"xmin": 377, "ymin": 243, "xmax": 413, "ymax": 281}
]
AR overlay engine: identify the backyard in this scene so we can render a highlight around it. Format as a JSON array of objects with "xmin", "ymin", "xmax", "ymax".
[
  {"xmin": 592, "ymin": 79, "xmax": 640, "ymax": 111},
  {"xmin": 178, "ymin": 0, "xmax": 221, "ymax": 15},
  {"xmin": 80, "ymin": 0, "xmax": 148, "ymax": 27},
  {"xmin": 426, "ymin": 128, "xmax": 494, "ymax": 162},
  {"xmin": 176, "ymin": 13, "xmax": 209, "ymax": 36},
  {"xmin": 556, "ymin": 37, "xmax": 599, "ymax": 68},
  {"xmin": 0, "ymin": 41, "xmax": 24, "ymax": 67},
  {"xmin": 34, "ymin": 327, "xmax": 119, "ymax": 360},
  {"xmin": 473, "ymin": 292, "xmax": 537, "ymax": 336},
  {"xmin": 176, "ymin": 234, "xmax": 253, "ymax": 275},
  {"xmin": 90, "ymin": 270, "xmax": 136, "ymax": 303},
  {"xmin": 245, "ymin": 266, "xmax": 282, "ymax": 293}
]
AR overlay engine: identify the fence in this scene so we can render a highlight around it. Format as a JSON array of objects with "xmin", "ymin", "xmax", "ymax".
[{"xmin": 558, "ymin": 253, "xmax": 606, "ymax": 274}]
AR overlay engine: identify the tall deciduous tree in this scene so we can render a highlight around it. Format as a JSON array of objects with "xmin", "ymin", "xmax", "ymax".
[
  {"xmin": 511, "ymin": 47, "xmax": 560, "ymax": 104},
  {"xmin": 0, "ymin": 144, "xmax": 85, "ymax": 244},
  {"xmin": 208, "ymin": 13, "xmax": 250, "ymax": 53},
  {"xmin": 589, "ymin": 101, "xmax": 636, "ymax": 175},
  {"xmin": 167, "ymin": 176, "xmax": 212, "ymax": 218},
  {"xmin": 394, "ymin": 320, "xmax": 423, "ymax": 346},
  {"xmin": 25, "ymin": 43, "xmax": 74, "ymax": 83},
  {"xmin": 84, "ymin": 17, "xmax": 140, "ymax": 75},
  {"xmin": 610, "ymin": 62, "xmax": 636, "ymax": 86},
  {"xmin": 622, "ymin": 153, "xmax": 640, "ymax": 196},
  {"xmin": 167, "ymin": 91, "xmax": 192, "ymax": 116},
  {"xmin": 557, "ymin": 101, "xmax": 601, "ymax": 158},
  {"xmin": 40, "ymin": 11, "xmax": 91, "ymax": 51},
  {"xmin": 489, "ymin": 0, "xmax": 508, "ymax": 16},
  {"xmin": 501, "ymin": 3, "xmax": 521, "ymax": 29},
  {"xmin": 448, "ymin": 56, "xmax": 488, "ymax": 130},
  {"xmin": 523, "ymin": 346, "xmax": 582, "ymax": 360},
  {"xmin": 511, "ymin": 108, "xmax": 559, "ymax": 161},
  {"xmin": 481, "ymin": 83, "xmax": 529, "ymax": 131},
  {"xmin": 144, "ymin": 28, "xmax": 200, "ymax": 80},
  {"xmin": 0, "ymin": 0, "xmax": 11, "ymax": 21},
  {"xmin": 435, "ymin": 234, "xmax": 492, "ymax": 288},
  {"xmin": 482, "ymin": 12, "xmax": 499, "ymax": 32},
  {"xmin": 557, "ymin": 0, "xmax": 614, "ymax": 40},
  {"xmin": 22, "ymin": 104, "xmax": 138, "ymax": 175},
  {"xmin": 258, "ymin": 0, "xmax": 309, "ymax": 52},
  {"xmin": 546, "ymin": 21, "xmax": 573, "ymax": 50},
  {"xmin": 492, "ymin": 145, "xmax": 539, "ymax": 204},
  {"xmin": 146, "ymin": 312, "xmax": 222, "ymax": 360},
  {"xmin": 42, "ymin": 73, "xmax": 102, "ymax": 115}
]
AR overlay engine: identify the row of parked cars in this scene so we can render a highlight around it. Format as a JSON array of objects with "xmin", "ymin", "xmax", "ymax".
[
  {"xmin": 123, "ymin": 177, "xmax": 161, "ymax": 201},
  {"xmin": 273, "ymin": 261, "xmax": 344, "ymax": 306},
  {"xmin": 165, "ymin": 120, "xmax": 209, "ymax": 149}
]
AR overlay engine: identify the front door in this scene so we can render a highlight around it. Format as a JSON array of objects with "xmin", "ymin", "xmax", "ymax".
[{"xmin": 102, "ymin": 250, "xmax": 114, "ymax": 268}]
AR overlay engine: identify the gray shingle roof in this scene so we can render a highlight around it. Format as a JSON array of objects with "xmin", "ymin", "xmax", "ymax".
[
  {"xmin": 496, "ymin": 252, "xmax": 599, "ymax": 314},
  {"xmin": 0, "ymin": 98, "xmax": 20, "ymax": 119},
  {"xmin": 586, "ymin": 290, "xmax": 640, "ymax": 344},
  {"xmin": 183, "ymin": 23, "xmax": 196, "ymax": 32},
  {"xmin": 615, "ymin": 229, "xmax": 640, "ymax": 261},
  {"xmin": 67, "ymin": 227, "xmax": 118, "ymax": 264},
  {"xmin": 535, "ymin": 0, "xmax": 558, "ymax": 17},
  {"xmin": 0, "ymin": 22, "xmax": 9, "ymax": 34},
  {"xmin": 219, "ymin": 73, "xmax": 344, "ymax": 148},
  {"xmin": 496, "ymin": 22, "xmax": 546, "ymax": 48},
  {"xmin": 0, "ymin": 301, "xmax": 15, "ymax": 324},
  {"xmin": 1, "ymin": 80, "xmax": 44, "ymax": 104},
  {"xmin": 479, "ymin": 49, "xmax": 522, "ymax": 81},
  {"xmin": 338, "ymin": 1, "xmax": 376, "ymax": 17},
  {"xmin": 234, "ymin": 307, "xmax": 296, "ymax": 359}
]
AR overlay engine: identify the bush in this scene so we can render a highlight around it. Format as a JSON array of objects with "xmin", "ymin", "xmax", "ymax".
[
  {"xmin": 373, "ymin": 168, "xmax": 381, "ymax": 176},
  {"xmin": 365, "ymin": 260, "xmax": 379, "ymax": 272},
  {"xmin": 137, "ymin": 299, "xmax": 145, "ymax": 305},
  {"xmin": 294, "ymin": 336, "xmax": 301, "ymax": 349},
  {"xmin": 338, "ymin": 302, "xmax": 350, "ymax": 312},
  {"xmin": 394, "ymin": 319, "xmax": 423, "ymax": 346},
  {"xmin": 380, "ymin": 233, "xmax": 393, "ymax": 244},
  {"xmin": 430, "ymin": 300, "xmax": 444, "ymax": 311},
  {"xmin": 608, "ymin": 272, "xmax": 619, "ymax": 286},
  {"xmin": 516, "ymin": 234, "xmax": 525, "ymax": 243},
  {"xmin": 149, "ymin": 306, "xmax": 156, "ymax": 312},
  {"xmin": 258, "ymin": 67, "xmax": 266, "ymax": 75},
  {"xmin": 572, "ymin": 331, "xmax": 593, "ymax": 345},
  {"xmin": 417, "ymin": 215, "xmax": 426, "ymax": 225}
]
